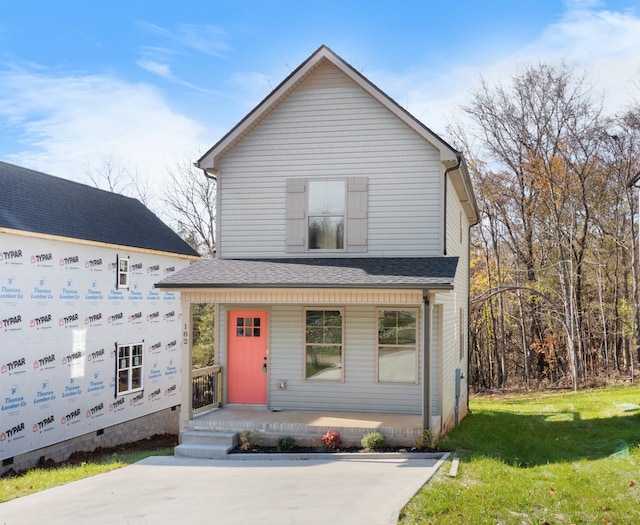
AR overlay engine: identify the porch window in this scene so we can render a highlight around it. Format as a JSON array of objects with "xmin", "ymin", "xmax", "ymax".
[
  {"xmin": 308, "ymin": 180, "xmax": 345, "ymax": 250},
  {"xmin": 305, "ymin": 309, "xmax": 344, "ymax": 381},
  {"xmin": 117, "ymin": 342, "xmax": 143, "ymax": 395},
  {"xmin": 377, "ymin": 310, "xmax": 418, "ymax": 383}
]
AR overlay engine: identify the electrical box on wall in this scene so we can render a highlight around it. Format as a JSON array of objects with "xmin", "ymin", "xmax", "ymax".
[{"xmin": 277, "ymin": 379, "xmax": 287, "ymax": 390}]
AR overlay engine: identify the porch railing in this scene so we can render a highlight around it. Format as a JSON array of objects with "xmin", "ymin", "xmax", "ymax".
[{"xmin": 192, "ymin": 365, "xmax": 222, "ymax": 414}]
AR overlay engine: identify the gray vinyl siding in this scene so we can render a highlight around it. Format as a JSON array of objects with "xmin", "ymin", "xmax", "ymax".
[
  {"xmin": 268, "ymin": 304, "xmax": 422, "ymax": 413},
  {"xmin": 217, "ymin": 70, "xmax": 441, "ymax": 258},
  {"xmin": 438, "ymin": 176, "xmax": 470, "ymax": 425},
  {"xmin": 431, "ymin": 304, "xmax": 441, "ymax": 418}
]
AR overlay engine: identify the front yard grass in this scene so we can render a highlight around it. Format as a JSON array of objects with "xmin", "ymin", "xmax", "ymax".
[
  {"xmin": 400, "ymin": 386, "xmax": 640, "ymax": 524},
  {"xmin": 0, "ymin": 442, "xmax": 174, "ymax": 503}
]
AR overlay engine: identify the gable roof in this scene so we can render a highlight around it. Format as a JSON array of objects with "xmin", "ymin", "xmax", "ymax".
[
  {"xmin": 156, "ymin": 257, "xmax": 458, "ymax": 290},
  {"xmin": 197, "ymin": 44, "xmax": 478, "ymax": 224},
  {"xmin": 0, "ymin": 161, "xmax": 199, "ymax": 257}
]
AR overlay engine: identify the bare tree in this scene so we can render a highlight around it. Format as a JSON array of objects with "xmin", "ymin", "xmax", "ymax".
[
  {"xmin": 84, "ymin": 154, "xmax": 150, "ymax": 204},
  {"xmin": 162, "ymin": 159, "xmax": 216, "ymax": 257},
  {"xmin": 462, "ymin": 62, "xmax": 608, "ymax": 390}
]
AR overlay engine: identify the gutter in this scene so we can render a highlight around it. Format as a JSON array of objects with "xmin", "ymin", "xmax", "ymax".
[
  {"xmin": 200, "ymin": 167, "xmax": 217, "ymax": 182},
  {"xmin": 154, "ymin": 282, "xmax": 456, "ymax": 291}
]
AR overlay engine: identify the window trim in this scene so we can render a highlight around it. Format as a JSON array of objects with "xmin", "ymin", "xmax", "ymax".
[
  {"xmin": 116, "ymin": 341, "xmax": 144, "ymax": 396},
  {"xmin": 303, "ymin": 307, "xmax": 345, "ymax": 382},
  {"xmin": 285, "ymin": 177, "xmax": 368, "ymax": 254},
  {"xmin": 375, "ymin": 308, "xmax": 419, "ymax": 384},
  {"xmin": 116, "ymin": 255, "xmax": 130, "ymax": 290}
]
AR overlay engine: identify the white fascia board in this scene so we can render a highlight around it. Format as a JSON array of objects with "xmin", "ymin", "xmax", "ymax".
[{"xmin": 197, "ymin": 46, "xmax": 461, "ymax": 172}]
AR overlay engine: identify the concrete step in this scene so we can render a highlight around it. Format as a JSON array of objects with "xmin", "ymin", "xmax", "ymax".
[
  {"xmin": 175, "ymin": 430, "xmax": 239, "ymax": 459},
  {"xmin": 174, "ymin": 443, "xmax": 234, "ymax": 459},
  {"xmin": 180, "ymin": 430, "xmax": 238, "ymax": 446}
]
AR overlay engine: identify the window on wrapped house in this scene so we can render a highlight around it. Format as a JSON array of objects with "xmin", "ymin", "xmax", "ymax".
[
  {"xmin": 117, "ymin": 342, "xmax": 143, "ymax": 394},
  {"xmin": 377, "ymin": 310, "xmax": 418, "ymax": 383},
  {"xmin": 305, "ymin": 309, "xmax": 344, "ymax": 381},
  {"xmin": 117, "ymin": 255, "xmax": 130, "ymax": 289}
]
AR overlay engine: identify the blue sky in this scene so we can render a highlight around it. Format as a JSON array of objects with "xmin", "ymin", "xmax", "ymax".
[{"xmin": 1, "ymin": 0, "xmax": 640, "ymax": 205}]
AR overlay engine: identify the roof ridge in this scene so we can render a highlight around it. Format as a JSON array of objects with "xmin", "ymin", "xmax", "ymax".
[{"xmin": 0, "ymin": 160, "xmax": 142, "ymax": 204}]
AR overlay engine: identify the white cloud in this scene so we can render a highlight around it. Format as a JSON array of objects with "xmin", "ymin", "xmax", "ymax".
[
  {"xmin": 0, "ymin": 65, "xmax": 208, "ymax": 206},
  {"xmin": 521, "ymin": 6, "xmax": 640, "ymax": 113},
  {"xmin": 138, "ymin": 21, "xmax": 230, "ymax": 58},
  {"xmin": 228, "ymin": 71, "xmax": 276, "ymax": 109},
  {"xmin": 137, "ymin": 59, "xmax": 175, "ymax": 80},
  {"xmin": 135, "ymin": 22, "xmax": 231, "ymax": 96},
  {"xmin": 372, "ymin": 3, "xmax": 640, "ymax": 139}
]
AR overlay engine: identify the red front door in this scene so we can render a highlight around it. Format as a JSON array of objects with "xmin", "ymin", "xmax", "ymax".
[{"xmin": 227, "ymin": 310, "xmax": 267, "ymax": 404}]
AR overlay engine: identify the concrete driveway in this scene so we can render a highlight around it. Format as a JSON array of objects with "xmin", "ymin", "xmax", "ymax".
[{"xmin": 0, "ymin": 454, "xmax": 447, "ymax": 525}]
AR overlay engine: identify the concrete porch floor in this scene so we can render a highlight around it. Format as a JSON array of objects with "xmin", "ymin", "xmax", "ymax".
[{"xmin": 184, "ymin": 406, "xmax": 424, "ymax": 447}]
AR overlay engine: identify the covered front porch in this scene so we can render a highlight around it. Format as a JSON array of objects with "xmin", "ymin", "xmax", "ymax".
[
  {"xmin": 184, "ymin": 405, "xmax": 424, "ymax": 448},
  {"xmin": 175, "ymin": 364, "xmax": 429, "ymax": 458}
]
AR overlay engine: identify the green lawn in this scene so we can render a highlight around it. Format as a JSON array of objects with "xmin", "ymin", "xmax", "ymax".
[
  {"xmin": 0, "ymin": 448, "xmax": 173, "ymax": 503},
  {"xmin": 400, "ymin": 386, "xmax": 640, "ymax": 524}
]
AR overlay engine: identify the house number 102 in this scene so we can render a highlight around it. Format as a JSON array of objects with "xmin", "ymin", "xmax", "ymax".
[{"xmin": 182, "ymin": 323, "xmax": 189, "ymax": 346}]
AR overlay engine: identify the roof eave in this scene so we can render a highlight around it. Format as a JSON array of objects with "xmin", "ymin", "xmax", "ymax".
[
  {"xmin": 196, "ymin": 45, "xmax": 462, "ymax": 172},
  {"xmin": 196, "ymin": 46, "xmax": 334, "ymax": 172},
  {"xmin": 155, "ymin": 282, "xmax": 454, "ymax": 291},
  {"xmin": 627, "ymin": 171, "xmax": 640, "ymax": 188},
  {"xmin": 449, "ymin": 156, "xmax": 480, "ymax": 226}
]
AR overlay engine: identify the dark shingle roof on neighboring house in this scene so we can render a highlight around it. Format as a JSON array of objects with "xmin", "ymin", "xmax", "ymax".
[
  {"xmin": 156, "ymin": 257, "xmax": 459, "ymax": 290},
  {"xmin": 0, "ymin": 161, "xmax": 199, "ymax": 257}
]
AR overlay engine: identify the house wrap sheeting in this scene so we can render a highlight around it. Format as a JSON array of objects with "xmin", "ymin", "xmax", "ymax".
[
  {"xmin": 0, "ymin": 233, "xmax": 186, "ymax": 460},
  {"xmin": 0, "ymin": 161, "xmax": 198, "ymax": 464}
]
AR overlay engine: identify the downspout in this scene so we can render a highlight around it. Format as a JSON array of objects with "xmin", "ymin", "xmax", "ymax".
[
  {"xmin": 422, "ymin": 291, "xmax": 431, "ymax": 431},
  {"xmin": 443, "ymin": 153, "xmax": 462, "ymax": 256},
  {"xmin": 200, "ymin": 167, "xmax": 218, "ymax": 257}
]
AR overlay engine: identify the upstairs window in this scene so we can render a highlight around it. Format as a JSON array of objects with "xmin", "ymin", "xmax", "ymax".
[
  {"xmin": 117, "ymin": 342, "xmax": 143, "ymax": 395},
  {"xmin": 117, "ymin": 255, "xmax": 130, "ymax": 290},
  {"xmin": 286, "ymin": 177, "xmax": 368, "ymax": 253},
  {"xmin": 308, "ymin": 180, "xmax": 345, "ymax": 250}
]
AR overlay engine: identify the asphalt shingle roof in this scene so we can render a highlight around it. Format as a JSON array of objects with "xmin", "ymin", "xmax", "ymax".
[
  {"xmin": 0, "ymin": 161, "xmax": 199, "ymax": 257},
  {"xmin": 156, "ymin": 257, "xmax": 459, "ymax": 290}
]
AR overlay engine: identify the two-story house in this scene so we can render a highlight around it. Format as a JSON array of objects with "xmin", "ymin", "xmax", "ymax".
[
  {"xmin": 157, "ymin": 45, "xmax": 478, "ymax": 455},
  {"xmin": 0, "ymin": 161, "xmax": 199, "ymax": 474}
]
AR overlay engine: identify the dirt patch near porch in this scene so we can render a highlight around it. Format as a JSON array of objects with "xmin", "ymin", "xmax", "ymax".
[{"xmin": 1, "ymin": 434, "xmax": 178, "ymax": 478}]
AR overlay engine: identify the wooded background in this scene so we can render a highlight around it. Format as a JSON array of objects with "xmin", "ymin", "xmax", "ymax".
[{"xmin": 458, "ymin": 62, "xmax": 640, "ymax": 391}]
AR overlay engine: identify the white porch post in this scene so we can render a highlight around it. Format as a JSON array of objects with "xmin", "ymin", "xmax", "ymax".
[
  {"xmin": 180, "ymin": 300, "xmax": 193, "ymax": 428},
  {"xmin": 422, "ymin": 291, "xmax": 431, "ymax": 431}
]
